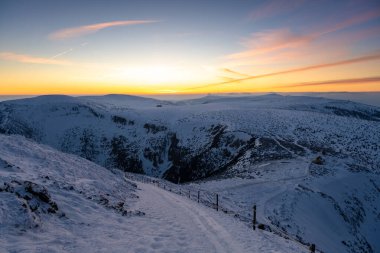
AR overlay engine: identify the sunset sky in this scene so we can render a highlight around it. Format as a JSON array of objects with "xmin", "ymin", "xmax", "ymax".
[{"xmin": 1, "ymin": 0, "xmax": 380, "ymax": 95}]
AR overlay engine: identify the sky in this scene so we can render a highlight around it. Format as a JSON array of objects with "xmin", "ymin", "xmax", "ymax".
[{"xmin": 0, "ymin": 0, "xmax": 380, "ymax": 95}]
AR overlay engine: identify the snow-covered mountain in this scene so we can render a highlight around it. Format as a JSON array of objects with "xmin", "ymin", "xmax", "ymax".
[
  {"xmin": 0, "ymin": 94, "xmax": 379, "ymax": 252},
  {"xmin": 0, "ymin": 94, "xmax": 379, "ymax": 178},
  {"xmin": 0, "ymin": 134, "xmax": 306, "ymax": 253}
]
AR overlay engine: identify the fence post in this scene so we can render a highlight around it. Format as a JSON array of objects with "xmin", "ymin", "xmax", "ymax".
[
  {"xmin": 216, "ymin": 194, "xmax": 219, "ymax": 211},
  {"xmin": 309, "ymin": 244, "xmax": 315, "ymax": 253},
  {"xmin": 188, "ymin": 190, "xmax": 191, "ymax": 199},
  {"xmin": 164, "ymin": 185, "xmax": 166, "ymax": 190},
  {"xmin": 253, "ymin": 205, "xmax": 256, "ymax": 230},
  {"xmin": 180, "ymin": 189, "xmax": 181, "ymax": 195},
  {"xmin": 197, "ymin": 191, "xmax": 200, "ymax": 203}
]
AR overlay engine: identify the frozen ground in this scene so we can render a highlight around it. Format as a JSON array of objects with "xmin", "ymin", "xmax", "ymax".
[
  {"xmin": 1, "ymin": 93, "xmax": 379, "ymax": 253},
  {"xmin": 0, "ymin": 134, "xmax": 306, "ymax": 253}
]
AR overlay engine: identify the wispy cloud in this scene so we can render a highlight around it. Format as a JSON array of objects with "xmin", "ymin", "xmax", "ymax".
[
  {"xmin": 226, "ymin": 29, "xmax": 313, "ymax": 60},
  {"xmin": 50, "ymin": 42, "xmax": 88, "ymax": 59},
  {"xmin": 276, "ymin": 76, "xmax": 380, "ymax": 88},
  {"xmin": 49, "ymin": 20, "xmax": 158, "ymax": 40},
  {"xmin": 217, "ymin": 68, "xmax": 251, "ymax": 84},
  {"xmin": 229, "ymin": 9, "xmax": 380, "ymax": 60},
  {"xmin": 221, "ymin": 68, "xmax": 252, "ymax": 78},
  {"xmin": 0, "ymin": 52, "xmax": 71, "ymax": 65},
  {"xmin": 321, "ymin": 9, "xmax": 380, "ymax": 36},
  {"xmin": 51, "ymin": 48, "xmax": 73, "ymax": 59},
  {"xmin": 184, "ymin": 52, "xmax": 380, "ymax": 91},
  {"xmin": 244, "ymin": 53, "xmax": 380, "ymax": 80}
]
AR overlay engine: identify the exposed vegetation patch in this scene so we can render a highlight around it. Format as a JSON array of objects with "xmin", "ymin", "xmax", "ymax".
[
  {"xmin": 112, "ymin": 115, "xmax": 134, "ymax": 126},
  {"xmin": 144, "ymin": 123, "xmax": 167, "ymax": 134}
]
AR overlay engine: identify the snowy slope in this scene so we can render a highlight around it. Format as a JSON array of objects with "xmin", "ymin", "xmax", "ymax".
[
  {"xmin": 0, "ymin": 134, "xmax": 306, "ymax": 253},
  {"xmin": 0, "ymin": 134, "xmax": 141, "ymax": 252},
  {"xmin": 192, "ymin": 157, "xmax": 380, "ymax": 253}
]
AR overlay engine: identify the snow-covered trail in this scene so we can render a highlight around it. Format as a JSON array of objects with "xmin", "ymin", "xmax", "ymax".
[
  {"xmin": 126, "ymin": 181, "xmax": 306, "ymax": 253},
  {"xmin": 134, "ymin": 183, "xmax": 242, "ymax": 253}
]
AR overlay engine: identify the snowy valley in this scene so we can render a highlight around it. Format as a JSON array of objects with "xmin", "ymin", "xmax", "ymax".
[{"xmin": 0, "ymin": 94, "xmax": 379, "ymax": 253}]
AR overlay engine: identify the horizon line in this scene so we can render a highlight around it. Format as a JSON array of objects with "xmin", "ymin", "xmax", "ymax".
[{"xmin": 1, "ymin": 91, "xmax": 380, "ymax": 97}]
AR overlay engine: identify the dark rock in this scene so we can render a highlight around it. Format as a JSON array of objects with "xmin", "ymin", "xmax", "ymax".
[
  {"xmin": 312, "ymin": 156, "xmax": 324, "ymax": 165},
  {"xmin": 24, "ymin": 181, "xmax": 51, "ymax": 203}
]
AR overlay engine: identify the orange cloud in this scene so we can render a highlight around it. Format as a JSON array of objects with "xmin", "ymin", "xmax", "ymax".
[
  {"xmin": 248, "ymin": 53, "xmax": 380, "ymax": 80},
  {"xmin": 49, "ymin": 20, "xmax": 158, "ymax": 40},
  {"xmin": 221, "ymin": 68, "xmax": 252, "ymax": 78},
  {"xmin": 0, "ymin": 52, "xmax": 71, "ymax": 65},
  {"xmin": 227, "ymin": 29, "xmax": 313, "ymax": 60},
  {"xmin": 320, "ymin": 9, "xmax": 380, "ymax": 36},
  {"xmin": 224, "ymin": 25, "xmax": 379, "ymax": 69},
  {"xmin": 276, "ymin": 76, "xmax": 380, "ymax": 88},
  {"xmin": 229, "ymin": 9, "xmax": 380, "ymax": 60},
  {"xmin": 185, "ymin": 52, "xmax": 380, "ymax": 91}
]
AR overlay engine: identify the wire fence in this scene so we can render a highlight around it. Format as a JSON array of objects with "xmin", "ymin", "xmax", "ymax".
[{"xmin": 125, "ymin": 172, "xmax": 320, "ymax": 253}]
